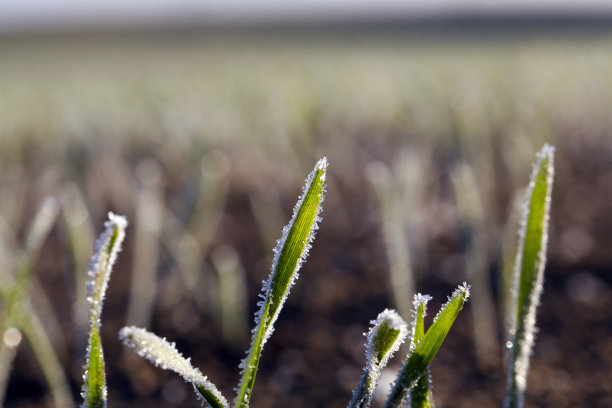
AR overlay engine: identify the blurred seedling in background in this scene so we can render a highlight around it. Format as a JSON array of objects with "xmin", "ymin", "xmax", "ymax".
[
  {"xmin": 365, "ymin": 150, "xmax": 430, "ymax": 322},
  {"xmin": 450, "ymin": 162, "xmax": 497, "ymax": 369},
  {"xmin": 0, "ymin": 198, "xmax": 74, "ymax": 408}
]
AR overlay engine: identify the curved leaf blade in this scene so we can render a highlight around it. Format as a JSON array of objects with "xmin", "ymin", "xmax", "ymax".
[
  {"xmin": 120, "ymin": 326, "xmax": 229, "ymax": 408},
  {"xmin": 81, "ymin": 213, "xmax": 127, "ymax": 408},
  {"xmin": 348, "ymin": 309, "xmax": 408, "ymax": 408}
]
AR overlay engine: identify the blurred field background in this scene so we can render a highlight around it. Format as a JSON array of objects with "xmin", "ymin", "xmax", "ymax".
[{"xmin": 1, "ymin": 15, "xmax": 612, "ymax": 408}]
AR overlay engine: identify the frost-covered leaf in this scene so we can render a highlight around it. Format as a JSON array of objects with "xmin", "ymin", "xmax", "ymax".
[
  {"xmin": 409, "ymin": 295, "xmax": 433, "ymax": 408},
  {"xmin": 119, "ymin": 326, "xmax": 228, "ymax": 408},
  {"xmin": 385, "ymin": 283, "xmax": 470, "ymax": 408},
  {"xmin": 235, "ymin": 158, "xmax": 327, "ymax": 408},
  {"xmin": 81, "ymin": 213, "xmax": 127, "ymax": 408},
  {"xmin": 348, "ymin": 309, "xmax": 408, "ymax": 408},
  {"xmin": 505, "ymin": 144, "xmax": 554, "ymax": 408}
]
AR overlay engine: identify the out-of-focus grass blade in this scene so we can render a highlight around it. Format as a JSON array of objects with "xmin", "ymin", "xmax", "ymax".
[
  {"xmin": 81, "ymin": 213, "xmax": 127, "ymax": 408},
  {"xmin": 120, "ymin": 326, "xmax": 229, "ymax": 408},
  {"xmin": 0, "ymin": 198, "xmax": 61, "ymax": 406},
  {"xmin": 409, "ymin": 295, "xmax": 433, "ymax": 408},
  {"xmin": 505, "ymin": 144, "xmax": 555, "ymax": 408},
  {"xmin": 385, "ymin": 283, "xmax": 470, "ymax": 408},
  {"xmin": 235, "ymin": 158, "xmax": 327, "ymax": 408},
  {"xmin": 348, "ymin": 309, "xmax": 407, "ymax": 408}
]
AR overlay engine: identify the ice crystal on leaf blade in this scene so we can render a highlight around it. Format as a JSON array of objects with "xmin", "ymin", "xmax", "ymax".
[
  {"xmin": 235, "ymin": 158, "xmax": 327, "ymax": 408},
  {"xmin": 119, "ymin": 326, "xmax": 229, "ymax": 408},
  {"xmin": 81, "ymin": 213, "xmax": 127, "ymax": 408},
  {"xmin": 505, "ymin": 144, "xmax": 554, "ymax": 408},
  {"xmin": 348, "ymin": 309, "xmax": 408, "ymax": 408}
]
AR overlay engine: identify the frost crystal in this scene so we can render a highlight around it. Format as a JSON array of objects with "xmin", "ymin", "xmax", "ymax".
[
  {"xmin": 432, "ymin": 282, "xmax": 470, "ymax": 324},
  {"xmin": 120, "ymin": 326, "xmax": 229, "ymax": 408}
]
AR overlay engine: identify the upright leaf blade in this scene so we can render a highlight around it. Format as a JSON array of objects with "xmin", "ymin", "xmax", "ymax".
[
  {"xmin": 235, "ymin": 158, "xmax": 327, "ymax": 408},
  {"xmin": 409, "ymin": 294, "xmax": 433, "ymax": 408},
  {"xmin": 505, "ymin": 144, "xmax": 555, "ymax": 408},
  {"xmin": 348, "ymin": 309, "xmax": 408, "ymax": 408},
  {"xmin": 385, "ymin": 283, "xmax": 470, "ymax": 408},
  {"xmin": 81, "ymin": 213, "xmax": 127, "ymax": 408}
]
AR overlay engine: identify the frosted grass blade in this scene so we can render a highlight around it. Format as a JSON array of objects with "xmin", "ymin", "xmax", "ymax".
[
  {"xmin": 409, "ymin": 295, "xmax": 433, "ymax": 408},
  {"xmin": 81, "ymin": 213, "xmax": 127, "ymax": 408},
  {"xmin": 385, "ymin": 283, "xmax": 470, "ymax": 408},
  {"xmin": 505, "ymin": 144, "xmax": 555, "ymax": 408},
  {"xmin": 120, "ymin": 326, "xmax": 229, "ymax": 408},
  {"xmin": 235, "ymin": 158, "xmax": 327, "ymax": 408},
  {"xmin": 348, "ymin": 309, "xmax": 408, "ymax": 408}
]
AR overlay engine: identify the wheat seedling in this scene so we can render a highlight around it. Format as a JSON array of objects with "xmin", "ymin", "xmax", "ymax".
[
  {"xmin": 505, "ymin": 144, "xmax": 555, "ymax": 408},
  {"xmin": 81, "ymin": 213, "xmax": 127, "ymax": 408},
  {"xmin": 384, "ymin": 283, "xmax": 470, "ymax": 408},
  {"xmin": 348, "ymin": 309, "xmax": 408, "ymax": 408},
  {"xmin": 0, "ymin": 198, "xmax": 73, "ymax": 408},
  {"xmin": 407, "ymin": 294, "xmax": 434, "ymax": 408},
  {"xmin": 234, "ymin": 156, "xmax": 328, "ymax": 407},
  {"xmin": 120, "ymin": 157, "xmax": 328, "ymax": 408},
  {"xmin": 119, "ymin": 326, "xmax": 229, "ymax": 408}
]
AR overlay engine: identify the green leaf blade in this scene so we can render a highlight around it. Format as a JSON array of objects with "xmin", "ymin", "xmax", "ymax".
[
  {"xmin": 506, "ymin": 144, "xmax": 555, "ymax": 408},
  {"xmin": 83, "ymin": 329, "xmax": 106, "ymax": 408},
  {"xmin": 267, "ymin": 158, "xmax": 327, "ymax": 324},
  {"xmin": 409, "ymin": 294, "xmax": 433, "ymax": 408},
  {"xmin": 81, "ymin": 213, "xmax": 127, "ymax": 408},
  {"xmin": 235, "ymin": 158, "xmax": 328, "ymax": 408},
  {"xmin": 385, "ymin": 283, "xmax": 470, "ymax": 408},
  {"xmin": 348, "ymin": 309, "xmax": 408, "ymax": 408}
]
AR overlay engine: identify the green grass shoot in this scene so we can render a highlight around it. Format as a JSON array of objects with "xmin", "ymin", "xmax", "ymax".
[
  {"xmin": 505, "ymin": 144, "xmax": 555, "ymax": 408},
  {"xmin": 384, "ymin": 283, "xmax": 470, "ymax": 408},
  {"xmin": 118, "ymin": 158, "xmax": 327, "ymax": 408},
  {"xmin": 81, "ymin": 213, "xmax": 127, "ymax": 408},
  {"xmin": 409, "ymin": 294, "xmax": 433, "ymax": 408},
  {"xmin": 348, "ymin": 309, "xmax": 408, "ymax": 408},
  {"xmin": 235, "ymin": 157, "xmax": 327, "ymax": 408}
]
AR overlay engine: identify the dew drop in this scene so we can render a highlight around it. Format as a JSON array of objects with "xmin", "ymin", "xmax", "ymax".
[
  {"xmin": 4, "ymin": 327, "xmax": 22, "ymax": 347},
  {"xmin": 506, "ymin": 341, "xmax": 513, "ymax": 349}
]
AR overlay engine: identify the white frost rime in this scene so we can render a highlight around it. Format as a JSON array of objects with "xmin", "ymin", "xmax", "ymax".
[{"xmin": 120, "ymin": 326, "xmax": 229, "ymax": 408}]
